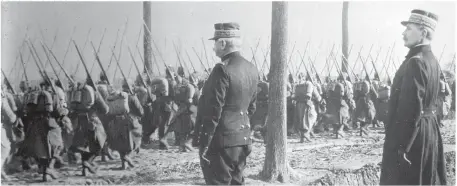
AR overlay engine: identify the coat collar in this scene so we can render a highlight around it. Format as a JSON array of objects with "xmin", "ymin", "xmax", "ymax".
[
  {"xmin": 405, "ymin": 44, "xmax": 432, "ymax": 58},
  {"xmin": 221, "ymin": 51, "xmax": 240, "ymax": 62}
]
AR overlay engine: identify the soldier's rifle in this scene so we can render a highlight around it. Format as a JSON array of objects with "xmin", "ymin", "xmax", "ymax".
[
  {"xmin": 58, "ymin": 26, "xmax": 77, "ymax": 77},
  {"xmin": 368, "ymin": 47, "xmax": 382, "ymax": 78},
  {"xmin": 327, "ymin": 45, "xmax": 341, "ymax": 78},
  {"xmin": 89, "ymin": 28, "xmax": 108, "ymax": 74},
  {"xmin": 73, "ymin": 40, "xmax": 97, "ymax": 92},
  {"xmin": 26, "ymin": 40, "xmax": 57, "ymax": 93},
  {"xmin": 356, "ymin": 44, "xmax": 374, "ymax": 75},
  {"xmin": 44, "ymin": 44, "xmax": 76, "ymax": 86},
  {"xmin": 250, "ymin": 47, "xmax": 262, "ymax": 79},
  {"xmin": 141, "ymin": 19, "xmax": 174, "ymax": 76},
  {"xmin": 90, "ymin": 41, "xmax": 111, "ymax": 86},
  {"xmin": 250, "ymin": 38, "xmax": 261, "ymax": 64},
  {"xmin": 123, "ymin": 29, "xmax": 144, "ymax": 78},
  {"xmin": 73, "ymin": 28, "xmax": 93, "ymax": 76},
  {"xmin": 350, "ymin": 45, "xmax": 364, "ymax": 75},
  {"xmin": 184, "ymin": 49, "xmax": 199, "ymax": 75},
  {"xmin": 201, "ymin": 38, "xmax": 212, "ymax": 69},
  {"xmin": 320, "ymin": 43, "xmax": 335, "ymax": 75},
  {"xmin": 259, "ymin": 47, "xmax": 271, "ymax": 75},
  {"xmin": 105, "ymin": 28, "xmax": 121, "ymax": 71},
  {"xmin": 296, "ymin": 50, "xmax": 313, "ymax": 84},
  {"xmin": 379, "ymin": 46, "xmax": 392, "ymax": 79},
  {"xmin": 110, "ymin": 47, "xmax": 134, "ymax": 95},
  {"xmin": 192, "ymin": 47, "xmax": 210, "ymax": 75},
  {"xmin": 40, "ymin": 41, "xmax": 64, "ymax": 89},
  {"xmin": 438, "ymin": 44, "xmax": 446, "ymax": 64},
  {"xmin": 2, "ymin": 69, "xmax": 16, "ymax": 95},
  {"xmin": 136, "ymin": 44, "xmax": 161, "ymax": 77},
  {"xmin": 19, "ymin": 51, "xmax": 29, "ymax": 84},
  {"xmin": 329, "ymin": 48, "xmax": 345, "ymax": 81},
  {"xmin": 359, "ymin": 51, "xmax": 377, "ymax": 94},
  {"xmin": 173, "ymin": 40, "xmax": 190, "ymax": 76},
  {"xmin": 383, "ymin": 54, "xmax": 393, "ymax": 85},
  {"xmin": 39, "ymin": 26, "xmax": 59, "ymax": 69},
  {"xmin": 127, "ymin": 46, "xmax": 155, "ymax": 101},
  {"xmin": 286, "ymin": 42, "xmax": 297, "ymax": 75},
  {"xmin": 295, "ymin": 41, "xmax": 310, "ymax": 77},
  {"xmin": 111, "ymin": 18, "xmax": 129, "ymax": 81}
]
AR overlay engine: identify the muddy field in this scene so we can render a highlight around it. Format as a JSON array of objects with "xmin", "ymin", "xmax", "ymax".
[{"xmin": 3, "ymin": 119, "xmax": 455, "ymax": 185}]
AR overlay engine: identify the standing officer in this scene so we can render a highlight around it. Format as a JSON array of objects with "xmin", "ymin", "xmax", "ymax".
[
  {"xmin": 199, "ymin": 22, "xmax": 259, "ymax": 185},
  {"xmin": 380, "ymin": 9, "xmax": 447, "ymax": 185}
]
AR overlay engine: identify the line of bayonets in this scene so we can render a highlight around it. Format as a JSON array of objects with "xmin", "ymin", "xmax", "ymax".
[
  {"xmin": 250, "ymin": 41, "xmax": 451, "ymax": 87},
  {"xmin": 3, "ymin": 19, "xmax": 220, "ymax": 98},
  {"xmin": 3, "ymin": 19, "xmax": 453, "ymax": 96}
]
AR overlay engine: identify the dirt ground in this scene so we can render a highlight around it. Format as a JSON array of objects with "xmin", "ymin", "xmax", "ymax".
[{"xmin": 2, "ymin": 119, "xmax": 455, "ymax": 185}]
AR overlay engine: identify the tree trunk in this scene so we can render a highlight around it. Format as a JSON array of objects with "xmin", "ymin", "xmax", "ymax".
[
  {"xmin": 342, "ymin": 1, "xmax": 349, "ymax": 73},
  {"xmin": 261, "ymin": 1, "xmax": 292, "ymax": 183},
  {"xmin": 143, "ymin": 1, "xmax": 153, "ymax": 75}
]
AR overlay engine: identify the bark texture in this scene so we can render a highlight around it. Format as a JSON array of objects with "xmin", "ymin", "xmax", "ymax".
[{"xmin": 261, "ymin": 1, "xmax": 290, "ymax": 183}]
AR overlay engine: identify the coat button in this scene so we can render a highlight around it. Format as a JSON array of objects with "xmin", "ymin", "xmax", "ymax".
[
  {"xmin": 241, "ymin": 125, "xmax": 245, "ymax": 129},
  {"xmin": 244, "ymin": 137, "xmax": 247, "ymax": 140},
  {"xmin": 240, "ymin": 111, "xmax": 244, "ymax": 115}
]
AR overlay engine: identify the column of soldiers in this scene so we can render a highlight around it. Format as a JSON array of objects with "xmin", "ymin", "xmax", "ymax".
[{"xmin": 1, "ymin": 42, "xmax": 454, "ymax": 183}]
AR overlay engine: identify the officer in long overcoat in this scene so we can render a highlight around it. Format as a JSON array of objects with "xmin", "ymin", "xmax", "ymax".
[
  {"xmin": 380, "ymin": 9, "xmax": 447, "ymax": 185},
  {"xmin": 199, "ymin": 22, "xmax": 259, "ymax": 185}
]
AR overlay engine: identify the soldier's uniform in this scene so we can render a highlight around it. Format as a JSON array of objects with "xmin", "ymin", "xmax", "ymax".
[
  {"xmin": 96, "ymin": 76, "xmax": 115, "ymax": 162},
  {"xmin": 286, "ymin": 75, "xmax": 295, "ymax": 135},
  {"xmin": 328, "ymin": 82, "xmax": 350, "ymax": 138},
  {"xmin": 107, "ymin": 80, "xmax": 143, "ymax": 169},
  {"xmin": 376, "ymin": 83, "xmax": 391, "ymax": 126},
  {"xmin": 23, "ymin": 80, "xmax": 64, "ymax": 181},
  {"xmin": 250, "ymin": 80, "xmax": 269, "ymax": 140},
  {"xmin": 436, "ymin": 74, "xmax": 452, "ymax": 126},
  {"xmin": 293, "ymin": 80, "xmax": 321, "ymax": 142},
  {"xmin": 163, "ymin": 78, "xmax": 196, "ymax": 151},
  {"xmin": 199, "ymin": 22, "xmax": 259, "ymax": 185},
  {"xmin": 150, "ymin": 76, "xmax": 175, "ymax": 149},
  {"xmin": 354, "ymin": 79, "xmax": 378, "ymax": 136},
  {"xmin": 380, "ymin": 9, "xmax": 446, "ymax": 185},
  {"xmin": 2, "ymin": 91, "xmax": 18, "ymax": 180},
  {"xmin": 69, "ymin": 80, "xmax": 108, "ymax": 176}
]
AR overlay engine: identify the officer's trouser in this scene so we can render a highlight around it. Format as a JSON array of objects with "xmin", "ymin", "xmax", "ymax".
[{"xmin": 202, "ymin": 145, "xmax": 251, "ymax": 185}]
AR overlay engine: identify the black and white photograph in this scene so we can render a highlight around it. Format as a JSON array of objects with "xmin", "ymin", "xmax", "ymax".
[{"xmin": 1, "ymin": 1, "xmax": 456, "ymax": 185}]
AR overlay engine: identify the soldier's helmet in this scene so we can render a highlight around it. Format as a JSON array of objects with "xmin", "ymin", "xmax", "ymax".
[
  {"xmin": 177, "ymin": 66, "xmax": 185, "ymax": 77},
  {"xmin": 165, "ymin": 66, "xmax": 175, "ymax": 79},
  {"xmin": 99, "ymin": 73, "xmax": 107, "ymax": 82},
  {"xmin": 288, "ymin": 74, "xmax": 295, "ymax": 84},
  {"xmin": 135, "ymin": 74, "xmax": 145, "ymax": 87},
  {"xmin": 19, "ymin": 81, "xmax": 28, "ymax": 92},
  {"xmin": 122, "ymin": 79, "xmax": 134, "ymax": 92},
  {"xmin": 333, "ymin": 82, "xmax": 345, "ymax": 98}
]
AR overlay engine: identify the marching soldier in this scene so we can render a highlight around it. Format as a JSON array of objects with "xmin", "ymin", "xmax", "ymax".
[
  {"xmin": 287, "ymin": 74, "xmax": 295, "ymax": 135},
  {"xmin": 150, "ymin": 76, "xmax": 175, "ymax": 149},
  {"xmin": 2, "ymin": 91, "xmax": 21, "ymax": 180},
  {"xmin": 330, "ymin": 82, "xmax": 351, "ymax": 138},
  {"xmin": 69, "ymin": 78, "xmax": 108, "ymax": 176},
  {"xmin": 23, "ymin": 80, "xmax": 64, "ymax": 181},
  {"xmin": 294, "ymin": 78, "xmax": 321, "ymax": 142},
  {"xmin": 376, "ymin": 82, "xmax": 391, "ymax": 127},
  {"xmin": 250, "ymin": 80, "xmax": 269, "ymax": 141},
  {"xmin": 380, "ymin": 9, "xmax": 447, "ymax": 185},
  {"xmin": 134, "ymin": 74, "xmax": 156, "ymax": 146},
  {"xmin": 96, "ymin": 74, "xmax": 115, "ymax": 162},
  {"xmin": 107, "ymin": 80, "xmax": 143, "ymax": 169},
  {"xmin": 437, "ymin": 73, "xmax": 452, "ymax": 127},
  {"xmin": 354, "ymin": 78, "xmax": 378, "ymax": 136},
  {"xmin": 160, "ymin": 77, "xmax": 196, "ymax": 152},
  {"xmin": 199, "ymin": 22, "xmax": 259, "ymax": 185}
]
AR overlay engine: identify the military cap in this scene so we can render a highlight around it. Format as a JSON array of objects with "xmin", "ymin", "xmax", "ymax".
[
  {"xmin": 209, "ymin": 22, "xmax": 241, "ymax": 40},
  {"xmin": 401, "ymin": 9, "xmax": 438, "ymax": 31}
]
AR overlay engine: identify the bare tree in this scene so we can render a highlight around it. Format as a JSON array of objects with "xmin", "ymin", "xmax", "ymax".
[
  {"xmin": 143, "ymin": 1, "xmax": 153, "ymax": 74},
  {"xmin": 342, "ymin": 1, "xmax": 349, "ymax": 73},
  {"xmin": 260, "ymin": 1, "xmax": 297, "ymax": 183}
]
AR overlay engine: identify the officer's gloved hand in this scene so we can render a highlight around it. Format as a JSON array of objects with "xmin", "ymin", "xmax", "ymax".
[{"xmin": 200, "ymin": 147, "xmax": 210, "ymax": 164}]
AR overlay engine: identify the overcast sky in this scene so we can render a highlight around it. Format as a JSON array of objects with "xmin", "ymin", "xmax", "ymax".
[{"xmin": 1, "ymin": 1, "xmax": 455, "ymax": 84}]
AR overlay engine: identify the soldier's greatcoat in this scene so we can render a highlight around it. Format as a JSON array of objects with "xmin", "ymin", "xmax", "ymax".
[
  {"xmin": 70, "ymin": 89, "xmax": 108, "ymax": 154},
  {"xmin": 199, "ymin": 51, "xmax": 259, "ymax": 185},
  {"xmin": 108, "ymin": 94, "xmax": 143, "ymax": 154},
  {"xmin": 380, "ymin": 45, "xmax": 447, "ymax": 185}
]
